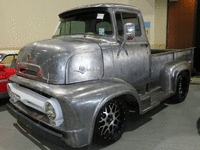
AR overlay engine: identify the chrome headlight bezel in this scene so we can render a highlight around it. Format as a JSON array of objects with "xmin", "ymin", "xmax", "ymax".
[
  {"xmin": 44, "ymin": 98, "xmax": 64, "ymax": 126},
  {"xmin": 45, "ymin": 102, "xmax": 56, "ymax": 120}
]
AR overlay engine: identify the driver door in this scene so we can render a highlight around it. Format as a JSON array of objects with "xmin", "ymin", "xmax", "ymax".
[{"xmin": 113, "ymin": 11, "xmax": 150, "ymax": 94}]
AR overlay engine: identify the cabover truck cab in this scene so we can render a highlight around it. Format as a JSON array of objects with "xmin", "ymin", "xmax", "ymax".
[{"xmin": 7, "ymin": 4, "xmax": 194, "ymax": 148}]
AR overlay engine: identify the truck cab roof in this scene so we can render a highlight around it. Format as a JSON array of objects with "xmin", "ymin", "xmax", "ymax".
[{"xmin": 59, "ymin": 3, "xmax": 141, "ymax": 18}]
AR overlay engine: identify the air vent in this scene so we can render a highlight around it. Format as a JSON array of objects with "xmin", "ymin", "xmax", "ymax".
[{"xmin": 20, "ymin": 68, "xmax": 37, "ymax": 77}]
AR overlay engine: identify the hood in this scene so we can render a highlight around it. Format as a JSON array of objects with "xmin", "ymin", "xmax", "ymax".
[{"xmin": 16, "ymin": 36, "xmax": 103, "ymax": 84}]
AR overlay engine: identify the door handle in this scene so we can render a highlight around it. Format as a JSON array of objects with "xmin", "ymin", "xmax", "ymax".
[{"xmin": 141, "ymin": 44, "xmax": 148, "ymax": 47}]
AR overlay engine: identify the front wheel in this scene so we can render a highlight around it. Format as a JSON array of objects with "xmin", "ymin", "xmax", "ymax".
[
  {"xmin": 92, "ymin": 98, "xmax": 128, "ymax": 145},
  {"xmin": 172, "ymin": 71, "xmax": 190, "ymax": 103}
]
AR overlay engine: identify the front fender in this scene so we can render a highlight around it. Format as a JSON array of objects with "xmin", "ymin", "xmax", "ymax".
[
  {"xmin": 61, "ymin": 78, "xmax": 140, "ymax": 146},
  {"xmin": 160, "ymin": 61, "xmax": 191, "ymax": 94},
  {"xmin": 9, "ymin": 75, "xmax": 139, "ymax": 148}
]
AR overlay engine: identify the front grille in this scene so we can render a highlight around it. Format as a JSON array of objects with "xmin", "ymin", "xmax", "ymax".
[
  {"xmin": 10, "ymin": 100, "xmax": 50, "ymax": 124},
  {"xmin": 19, "ymin": 84, "xmax": 52, "ymax": 98},
  {"xmin": 9, "ymin": 102, "xmax": 63, "ymax": 135}
]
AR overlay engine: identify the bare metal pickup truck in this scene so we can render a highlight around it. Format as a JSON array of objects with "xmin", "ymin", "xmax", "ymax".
[{"xmin": 7, "ymin": 3, "xmax": 194, "ymax": 148}]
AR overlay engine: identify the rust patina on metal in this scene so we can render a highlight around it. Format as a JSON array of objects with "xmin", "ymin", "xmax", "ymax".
[{"xmin": 7, "ymin": 3, "xmax": 194, "ymax": 148}]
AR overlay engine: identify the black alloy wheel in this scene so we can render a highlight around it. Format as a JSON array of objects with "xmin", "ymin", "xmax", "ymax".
[
  {"xmin": 172, "ymin": 71, "xmax": 190, "ymax": 103},
  {"xmin": 93, "ymin": 98, "xmax": 128, "ymax": 145}
]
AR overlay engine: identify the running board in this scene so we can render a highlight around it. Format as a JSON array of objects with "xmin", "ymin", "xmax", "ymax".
[{"xmin": 140, "ymin": 87, "xmax": 173, "ymax": 114}]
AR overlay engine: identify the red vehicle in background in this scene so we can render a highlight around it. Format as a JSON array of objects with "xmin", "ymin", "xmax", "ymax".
[{"xmin": 0, "ymin": 50, "xmax": 19, "ymax": 98}]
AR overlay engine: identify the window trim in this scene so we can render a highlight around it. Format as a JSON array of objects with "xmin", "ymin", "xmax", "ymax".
[{"xmin": 115, "ymin": 11, "xmax": 143, "ymax": 38}]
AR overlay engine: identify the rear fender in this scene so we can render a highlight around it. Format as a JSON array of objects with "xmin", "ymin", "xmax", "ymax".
[{"xmin": 160, "ymin": 61, "xmax": 191, "ymax": 94}]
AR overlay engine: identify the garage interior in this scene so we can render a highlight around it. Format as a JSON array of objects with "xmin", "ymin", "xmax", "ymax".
[{"xmin": 1, "ymin": 0, "xmax": 200, "ymax": 150}]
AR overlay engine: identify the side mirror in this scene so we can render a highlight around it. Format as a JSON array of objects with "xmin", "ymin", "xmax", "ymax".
[{"xmin": 124, "ymin": 23, "xmax": 135, "ymax": 41}]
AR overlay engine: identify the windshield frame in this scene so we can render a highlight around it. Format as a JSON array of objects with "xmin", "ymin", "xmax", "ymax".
[
  {"xmin": 0, "ymin": 54, "xmax": 6, "ymax": 63},
  {"xmin": 53, "ymin": 8, "xmax": 114, "ymax": 37}
]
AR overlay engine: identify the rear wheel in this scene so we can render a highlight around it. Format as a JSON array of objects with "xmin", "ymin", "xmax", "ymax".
[
  {"xmin": 93, "ymin": 98, "xmax": 128, "ymax": 145},
  {"xmin": 172, "ymin": 72, "xmax": 190, "ymax": 103}
]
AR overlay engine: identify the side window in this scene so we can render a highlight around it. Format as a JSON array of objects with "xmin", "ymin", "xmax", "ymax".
[{"xmin": 115, "ymin": 12, "xmax": 141, "ymax": 36}]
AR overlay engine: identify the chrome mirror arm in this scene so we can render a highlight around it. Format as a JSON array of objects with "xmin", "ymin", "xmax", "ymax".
[{"xmin": 117, "ymin": 40, "xmax": 128, "ymax": 57}]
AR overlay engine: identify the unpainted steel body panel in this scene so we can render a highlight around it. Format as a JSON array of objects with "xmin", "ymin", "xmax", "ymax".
[
  {"xmin": 151, "ymin": 48, "xmax": 193, "ymax": 93},
  {"xmin": 112, "ymin": 8, "xmax": 150, "ymax": 93},
  {"xmin": 17, "ymin": 37, "xmax": 104, "ymax": 84},
  {"xmin": 160, "ymin": 60, "xmax": 191, "ymax": 93},
  {"xmin": 8, "ymin": 3, "xmax": 195, "ymax": 148},
  {"xmin": 9, "ymin": 74, "xmax": 139, "ymax": 148}
]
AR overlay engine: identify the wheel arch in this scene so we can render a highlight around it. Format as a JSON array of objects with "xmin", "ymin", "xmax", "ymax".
[
  {"xmin": 160, "ymin": 61, "xmax": 191, "ymax": 94},
  {"xmin": 90, "ymin": 91, "xmax": 140, "ymax": 142},
  {"xmin": 174, "ymin": 69, "xmax": 190, "ymax": 93},
  {"xmin": 95, "ymin": 93, "xmax": 140, "ymax": 115}
]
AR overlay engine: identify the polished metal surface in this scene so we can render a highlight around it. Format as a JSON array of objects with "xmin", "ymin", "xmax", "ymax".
[{"xmin": 8, "ymin": 3, "xmax": 194, "ymax": 148}]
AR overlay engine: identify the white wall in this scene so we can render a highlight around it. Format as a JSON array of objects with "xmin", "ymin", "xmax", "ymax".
[
  {"xmin": 0, "ymin": 0, "xmax": 167, "ymax": 49},
  {"xmin": 129, "ymin": 0, "xmax": 156, "ymax": 47}
]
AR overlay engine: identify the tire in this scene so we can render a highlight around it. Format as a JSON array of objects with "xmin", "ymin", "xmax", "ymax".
[
  {"xmin": 92, "ymin": 98, "xmax": 128, "ymax": 145},
  {"xmin": 172, "ymin": 71, "xmax": 190, "ymax": 103}
]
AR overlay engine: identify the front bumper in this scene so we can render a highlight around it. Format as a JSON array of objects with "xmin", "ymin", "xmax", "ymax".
[
  {"xmin": 7, "ymin": 102, "xmax": 90, "ymax": 149},
  {"xmin": 7, "ymin": 75, "xmax": 97, "ymax": 148},
  {"xmin": 7, "ymin": 102, "xmax": 64, "ymax": 146}
]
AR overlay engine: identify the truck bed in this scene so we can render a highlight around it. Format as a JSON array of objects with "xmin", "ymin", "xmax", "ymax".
[{"xmin": 150, "ymin": 47, "xmax": 194, "ymax": 80}]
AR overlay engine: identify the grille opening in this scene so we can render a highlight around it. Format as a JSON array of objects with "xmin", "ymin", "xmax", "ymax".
[
  {"xmin": 10, "ymin": 101, "xmax": 51, "ymax": 124},
  {"xmin": 20, "ymin": 68, "xmax": 37, "ymax": 77},
  {"xmin": 19, "ymin": 84, "xmax": 52, "ymax": 98},
  {"xmin": 20, "ymin": 68, "xmax": 26, "ymax": 73}
]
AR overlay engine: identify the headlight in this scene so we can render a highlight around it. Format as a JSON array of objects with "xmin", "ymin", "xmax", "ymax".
[
  {"xmin": 44, "ymin": 98, "xmax": 64, "ymax": 126},
  {"xmin": 45, "ymin": 102, "xmax": 56, "ymax": 120}
]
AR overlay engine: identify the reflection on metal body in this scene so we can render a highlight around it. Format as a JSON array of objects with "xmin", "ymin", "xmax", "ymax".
[{"xmin": 7, "ymin": 3, "xmax": 194, "ymax": 148}]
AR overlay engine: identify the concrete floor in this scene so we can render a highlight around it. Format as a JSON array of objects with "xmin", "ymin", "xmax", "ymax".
[{"xmin": 1, "ymin": 77, "xmax": 200, "ymax": 150}]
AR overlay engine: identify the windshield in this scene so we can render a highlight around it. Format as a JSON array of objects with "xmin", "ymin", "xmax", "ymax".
[{"xmin": 54, "ymin": 10, "xmax": 113, "ymax": 36}]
